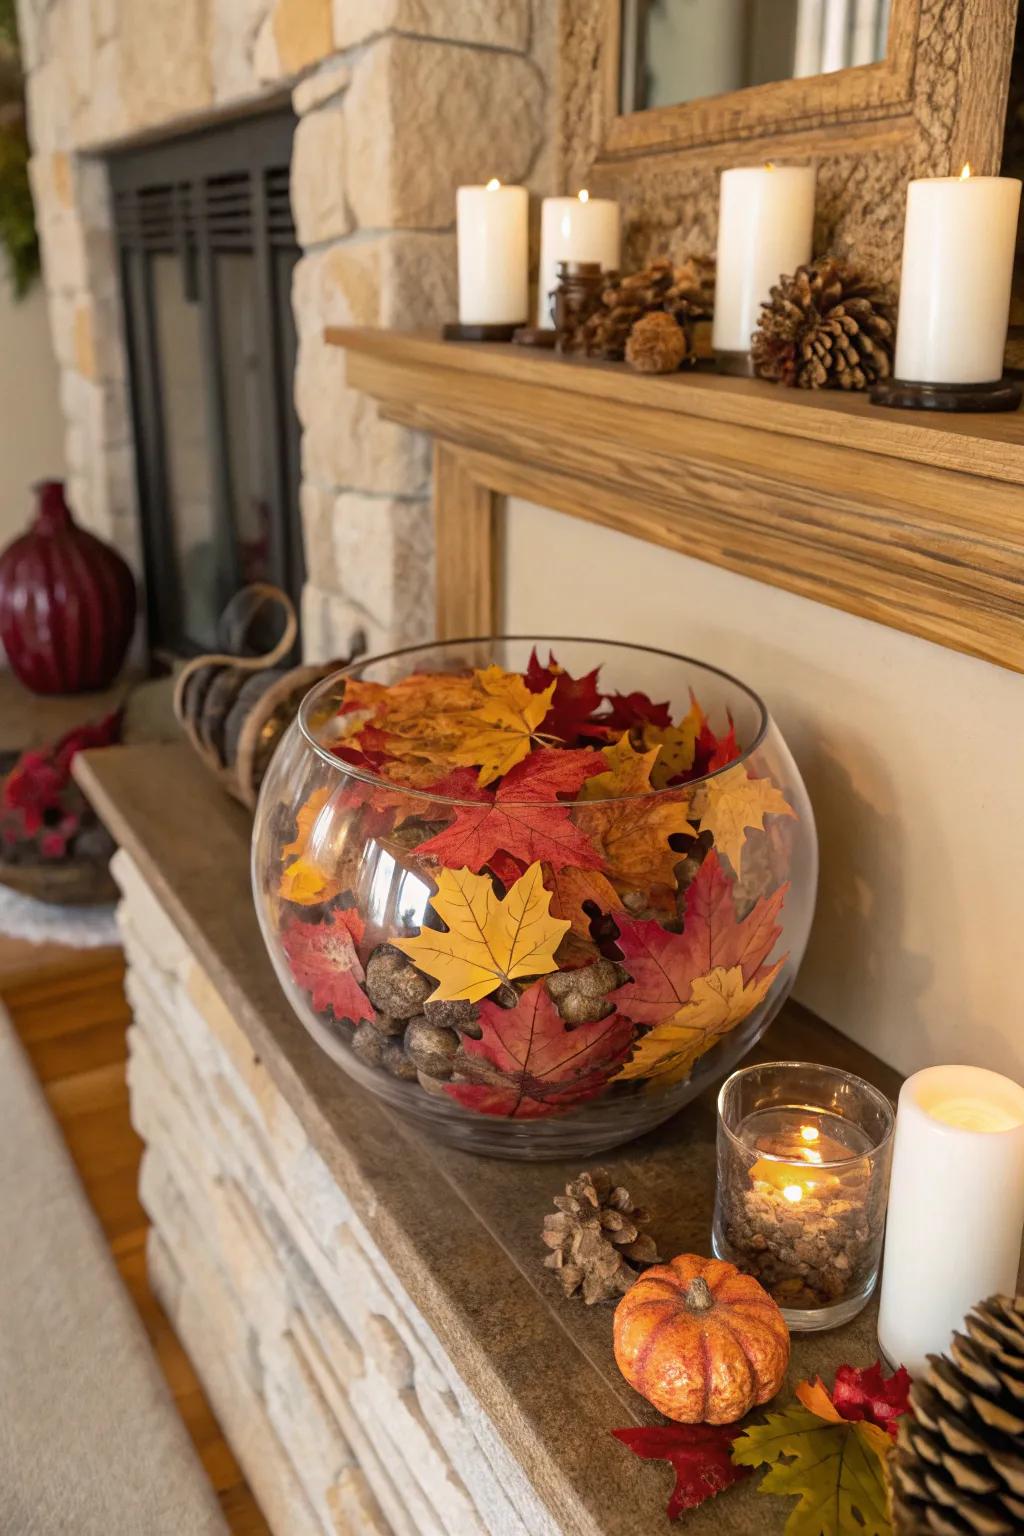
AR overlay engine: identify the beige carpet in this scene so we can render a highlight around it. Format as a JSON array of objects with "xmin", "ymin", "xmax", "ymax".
[{"xmin": 0, "ymin": 1008, "xmax": 228, "ymax": 1536}]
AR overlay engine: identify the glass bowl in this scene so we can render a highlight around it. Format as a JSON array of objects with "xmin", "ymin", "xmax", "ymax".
[{"xmin": 252, "ymin": 637, "xmax": 818, "ymax": 1159}]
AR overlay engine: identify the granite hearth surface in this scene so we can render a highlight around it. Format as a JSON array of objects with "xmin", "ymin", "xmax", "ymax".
[{"xmin": 76, "ymin": 743, "xmax": 901, "ymax": 1536}]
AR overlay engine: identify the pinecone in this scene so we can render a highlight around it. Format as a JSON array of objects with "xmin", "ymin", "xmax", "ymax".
[
  {"xmin": 751, "ymin": 257, "xmax": 894, "ymax": 391},
  {"xmin": 541, "ymin": 1168, "xmax": 660, "ymax": 1304},
  {"xmin": 891, "ymin": 1294, "xmax": 1024, "ymax": 1535},
  {"xmin": 572, "ymin": 256, "xmax": 713, "ymax": 360}
]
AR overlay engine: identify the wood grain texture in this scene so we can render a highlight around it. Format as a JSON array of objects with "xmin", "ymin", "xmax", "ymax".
[
  {"xmin": 1, "ymin": 941, "xmax": 270, "ymax": 1536},
  {"xmin": 555, "ymin": 0, "xmax": 1017, "ymax": 293},
  {"xmin": 332, "ymin": 327, "xmax": 1024, "ymax": 674},
  {"xmin": 433, "ymin": 441, "xmax": 497, "ymax": 640}
]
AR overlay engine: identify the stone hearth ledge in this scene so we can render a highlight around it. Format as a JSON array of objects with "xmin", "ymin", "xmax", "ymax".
[{"xmin": 76, "ymin": 742, "xmax": 901, "ymax": 1536}]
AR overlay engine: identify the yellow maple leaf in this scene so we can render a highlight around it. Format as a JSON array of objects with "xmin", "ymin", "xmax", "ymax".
[
  {"xmin": 643, "ymin": 695, "xmax": 703, "ymax": 789},
  {"xmin": 449, "ymin": 668, "xmax": 555, "ymax": 786},
  {"xmin": 393, "ymin": 861, "xmax": 569, "ymax": 1003},
  {"xmin": 578, "ymin": 732, "xmax": 659, "ymax": 800},
  {"xmin": 697, "ymin": 767, "xmax": 796, "ymax": 875},
  {"xmin": 282, "ymin": 786, "xmax": 333, "ymax": 860},
  {"xmin": 614, "ymin": 961, "xmax": 782, "ymax": 1087},
  {"xmin": 279, "ymin": 856, "xmax": 341, "ymax": 907}
]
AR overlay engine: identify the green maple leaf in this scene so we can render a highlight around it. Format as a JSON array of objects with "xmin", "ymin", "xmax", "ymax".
[{"xmin": 731, "ymin": 1404, "xmax": 892, "ymax": 1536}]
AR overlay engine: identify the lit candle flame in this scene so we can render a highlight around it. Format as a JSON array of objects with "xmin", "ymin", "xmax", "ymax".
[
  {"xmin": 783, "ymin": 1184, "xmax": 803, "ymax": 1203},
  {"xmin": 765, "ymin": 161, "xmax": 775, "ymax": 172},
  {"xmin": 960, "ymin": 163, "xmax": 972, "ymax": 180},
  {"xmin": 578, "ymin": 188, "xmax": 590, "ymax": 203},
  {"xmin": 800, "ymin": 1125, "xmax": 819, "ymax": 1143},
  {"xmin": 486, "ymin": 177, "xmax": 501, "ymax": 191}
]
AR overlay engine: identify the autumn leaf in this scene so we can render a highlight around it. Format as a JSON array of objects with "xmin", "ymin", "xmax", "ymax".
[
  {"xmin": 282, "ymin": 907, "xmax": 372, "ymax": 1023},
  {"xmin": 444, "ymin": 980, "xmax": 633, "ymax": 1118},
  {"xmin": 697, "ymin": 766, "xmax": 796, "ymax": 875},
  {"xmin": 577, "ymin": 732, "xmax": 658, "ymax": 800},
  {"xmin": 282, "ymin": 786, "xmax": 333, "ymax": 860},
  {"xmin": 449, "ymin": 667, "xmax": 555, "ymax": 786},
  {"xmin": 643, "ymin": 693, "xmax": 704, "ymax": 788},
  {"xmin": 392, "ymin": 861, "xmax": 569, "ymax": 1003},
  {"xmin": 415, "ymin": 748, "xmax": 606, "ymax": 872},
  {"xmin": 732, "ymin": 1402, "xmax": 893, "ymax": 1536},
  {"xmin": 615, "ymin": 961, "xmax": 782, "ymax": 1086},
  {"xmin": 809, "ymin": 1362, "xmax": 912, "ymax": 1442},
  {"xmin": 611, "ymin": 1423, "xmax": 751, "ymax": 1519},
  {"xmin": 602, "ymin": 689, "xmax": 673, "ymax": 731},
  {"xmin": 543, "ymin": 863, "xmax": 625, "ymax": 937},
  {"xmin": 612, "ymin": 851, "xmax": 787, "ymax": 1025},
  {"xmin": 585, "ymin": 790, "xmax": 689, "ymax": 891},
  {"xmin": 703, "ymin": 717, "xmax": 741, "ymax": 772},
  {"xmin": 279, "ymin": 856, "xmax": 342, "ymax": 908},
  {"xmin": 524, "ymin": 648, "xmax": 603, "ymax": 742}
]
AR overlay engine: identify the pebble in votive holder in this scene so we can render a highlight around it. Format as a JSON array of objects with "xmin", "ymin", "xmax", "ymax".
[{"xmin": 712, "ymin": 1061, "xmax": 895, "ymax": 1331}]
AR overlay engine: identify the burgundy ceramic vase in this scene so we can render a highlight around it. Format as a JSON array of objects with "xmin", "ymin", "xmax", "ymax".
[{"xmin": 0, "ymin": 481, "xmax": 136, "ymax": 695}]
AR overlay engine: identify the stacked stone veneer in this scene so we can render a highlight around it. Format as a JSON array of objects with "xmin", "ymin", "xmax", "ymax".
[
  {"xmin": 16, "ymin": 0, "xmax": 556, "ymax": 655},
  {"xmin": 112, "ymin": 846, "xmax": 560, "ymax": 1536}
]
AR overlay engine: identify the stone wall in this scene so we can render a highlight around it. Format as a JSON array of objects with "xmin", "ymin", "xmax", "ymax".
[
  {"xmin": 16, "ymin": 0, "xmax": 557, "ymax": 655},
  {"xmin": 113, "ymin": 845, "xmax": 560, "ymax": 1536}
]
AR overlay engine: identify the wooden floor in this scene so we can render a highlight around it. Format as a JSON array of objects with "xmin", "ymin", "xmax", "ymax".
[{"xmin": 0, "ymin": 935, "xmax": 270, "ymax": 1536}]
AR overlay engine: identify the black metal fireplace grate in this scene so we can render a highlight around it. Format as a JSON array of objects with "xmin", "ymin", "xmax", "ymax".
[{"xmin": 109, "ymin": 108, "xmax": 303, "ymax": 656}]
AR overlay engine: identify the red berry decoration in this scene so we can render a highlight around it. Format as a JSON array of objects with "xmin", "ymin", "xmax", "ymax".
[{"xmin": 0, "ymin": 480, "xmax": 136, "ymax": 694}]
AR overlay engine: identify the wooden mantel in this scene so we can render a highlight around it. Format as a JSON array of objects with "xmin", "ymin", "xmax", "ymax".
[{"xmin": 329, "ymin": 327, "xmax": 1024, "ymax": 675}]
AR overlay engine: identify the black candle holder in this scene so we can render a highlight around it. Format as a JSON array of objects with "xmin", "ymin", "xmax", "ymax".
[
  {"xmin": 871, "ymin": 377, "xmax": 1022, "ymax": 412},
  {"xmin": 441, "ymin": 322, "xmax": 519, "ymax": 343}
]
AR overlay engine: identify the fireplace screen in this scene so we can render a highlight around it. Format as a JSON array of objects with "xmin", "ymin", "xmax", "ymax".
[{"xmin": 110, "ymin": 109, "xmax": 303, "ymax": 654}]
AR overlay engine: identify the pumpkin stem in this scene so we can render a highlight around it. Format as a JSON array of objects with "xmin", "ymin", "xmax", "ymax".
[{"xmin": 683, "ymin": 1276, "xmax": 715, "ymax": 1312}]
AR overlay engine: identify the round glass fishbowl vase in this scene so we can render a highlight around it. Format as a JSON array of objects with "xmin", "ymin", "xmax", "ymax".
[{"xmin": 252, "ymin": 638, "xmax": 817, "ymax": 1159}]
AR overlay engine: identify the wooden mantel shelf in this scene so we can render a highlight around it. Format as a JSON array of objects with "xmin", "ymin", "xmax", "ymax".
[{"xmin": 329, "ymin": 327, "xmax": 1024, "ymax": 675}]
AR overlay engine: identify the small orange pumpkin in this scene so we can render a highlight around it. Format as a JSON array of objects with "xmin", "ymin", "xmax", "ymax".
[{"xmin": 613, "ymin": 1254, "xmax": 790, "ymax": 1424}]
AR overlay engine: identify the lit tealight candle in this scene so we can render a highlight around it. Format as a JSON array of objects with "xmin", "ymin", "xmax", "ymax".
[
  {"xmin": 892, "ymin": 167, "xmax": 1022, "ymax": 385},
  {"xmin": 537, "ymin": 189, "xmax": 621, "ymax": 328},
  {"xmin": 712, "ymin": 163, "xmax": 816, "ymax": 367},
  {"xmin": 878, "ymin": 1065, "xmax": 1024, "ymax": 1377},
  {"xmin": 455, "ymin": 178, "xmax": 528, "ymax": 327}
]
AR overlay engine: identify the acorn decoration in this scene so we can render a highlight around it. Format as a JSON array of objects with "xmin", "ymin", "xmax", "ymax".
[
  {"xmin": 891, "ymin": 1293, "xmax": 1024, "ymax": 1535},
  {"xmin": 614, "ymin": 1254, "xmax": 790, "ymax": 1423},
  {"xmin": 751, "ymin": 257, "xmax": 894, "ymax": 391},
  {"xmin": 541, "ymin": 1168, "xmax": 660, "ymax": 1305}
]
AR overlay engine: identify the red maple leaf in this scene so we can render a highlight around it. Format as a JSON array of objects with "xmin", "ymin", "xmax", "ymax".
[
  {"xmin": 611, "ymin": 1424, "xmax": 751, "ymax": 1518},
  {"xmin": 416, "ymin": 748, "xmax": 606, "ymax": 873},
  {"xmin": 282, "ymin": 907, "xmax": 373, "ymax": 1023},
  {"xmin": 831, "ymin": 1361, "xmax": 912, "ymax": 1439},
  {"xmin": 692, "ymin": 714, "xmax": 742, "ymax": 777},
  {"xmin": 444, "ymin": 980, "xmax": 634, "ymax": 1118},
  {"xmin": 601, "ymin": 690, "xmax": 673, "ymax": 731},
  {"xmin": 612, "ymin": 851, "xmax": 787, "ymax": 1025},
  {"xmin": 524, "ymin": 648, "xmax": 604, "ymax": 742}
]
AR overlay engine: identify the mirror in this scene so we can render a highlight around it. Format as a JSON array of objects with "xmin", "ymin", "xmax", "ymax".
[{"xmin": 620, "ymin": 0, "xmax": 892, "ymax": 114}]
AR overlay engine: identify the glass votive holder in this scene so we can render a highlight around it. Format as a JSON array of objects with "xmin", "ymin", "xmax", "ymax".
[{"xmin": 712, "ymin": 1061, "xmax": 896, "ymax": 1331}]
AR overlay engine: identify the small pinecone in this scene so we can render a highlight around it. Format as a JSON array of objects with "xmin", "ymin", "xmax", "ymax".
[
  {"xmin": 891, "ymin": 1294, "xmax": 1024, "ymax": 1535},
  {"xmin": 625, "ymin": 311, "xmax": 689, "ymax": 374},
  {"xmin": 751, "ymin": 257, "xmax": 894, "ymax": 391},
  {"xmin": 574, "ymin": 256, "xmax": 709, "ymax": 360},
  {"xmin": 541, "ymin": 1168, "xmax": 659, "ymax": 1305}
]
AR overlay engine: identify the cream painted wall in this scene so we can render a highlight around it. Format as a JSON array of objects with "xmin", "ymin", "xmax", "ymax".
[
  {"xmin": 499, "ymin": 498, "xmax": 1024, "ymax": 1083},
  {"xmin": 0, "ymin": 273, "xmax": 64, "ymax": 547}
]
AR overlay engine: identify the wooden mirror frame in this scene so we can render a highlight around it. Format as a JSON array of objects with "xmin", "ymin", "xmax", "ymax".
[{"xmin": 559, "ymin": 0, "xmax": 1018, "ymax": 286}]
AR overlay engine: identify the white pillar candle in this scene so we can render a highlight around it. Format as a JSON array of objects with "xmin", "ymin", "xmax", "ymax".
[
  {"xmin": 455, "ymin": 180, "xmax": 529, "ymax": 326},
  {"xmin": 537, "ymin": 190, "xmax": 621, "ymax": 328},
  {"xmin": 878, "ymin": 1065, "xmax": 1024, "ymax": 1378},
  {"xmin": 712, "ymin": 165, "xmax": 816, "ymax": 356},
  {"xmin": 893, "ymin": 170, "xmax": 1021, "ymax": 384}
]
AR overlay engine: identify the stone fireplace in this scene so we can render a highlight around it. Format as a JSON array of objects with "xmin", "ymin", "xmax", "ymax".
[{"xmin": 17, "ymin": 0, "xmax": 556, "ymax": 660}]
